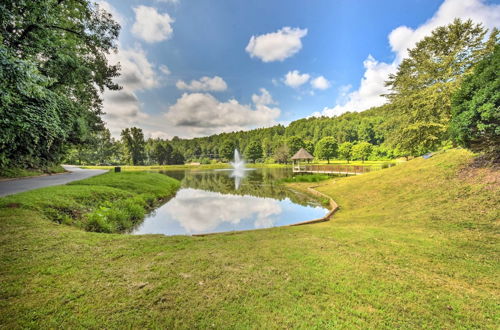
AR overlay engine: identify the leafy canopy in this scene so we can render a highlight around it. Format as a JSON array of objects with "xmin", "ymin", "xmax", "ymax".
[
  {"xmin": 386, "ymin": 19, "xmax": 497, "ymax": 156},
  {"xmin": 450, "ymin": 44, "xmax": 500, "ymax": 161},
  {"xmin": 0, "ymin": 0, "xmax": 120, "ymax": 168}
]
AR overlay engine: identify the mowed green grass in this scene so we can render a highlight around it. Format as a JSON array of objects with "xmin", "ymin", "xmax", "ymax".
[
  {"xmin": 0, "ymin": 165, "xmax": 66, "ymax": 180},
  {"xmin": 0, "ymin": 150, "xmax": 498, "ymax": 328}
]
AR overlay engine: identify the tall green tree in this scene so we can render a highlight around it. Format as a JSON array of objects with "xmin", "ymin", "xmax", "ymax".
[
  {"xmin": 219, "ymin": 140, "xmax": 235, "ymax": 161},
  {"xmin": 273, "ymin": 145, "xmax": 290, "ymax": 164},
  {"xmin": 450, "ymin": 44, "xmax": 500, "ymax": 162},
  {"xmin": 286, "ymin": 136, "xmax": 305, "ymax": 156},
  {"xmin": 244, "ymin": 141, "xmax": 263, "ymax": 163},
  {"xmin": 121, "ymin": 127, "xmax": 145, "ymax": 165},
  {"xmin": 315, "ymin": 137, "xmax": 338, "ymax": 164},
  {"xmin": 338, "ymin": 142, "xmax": 353, "ymax": 163},
  {"xmin": 386, "ymin": 19, "xmax": 498, "ymax": 156},
  {"xmin": 352, "ymin": 142, "xmax": 373, "ymax": 163},
  {"xmin": 0, "ymin": 1, "xmax": 121, "ymax": 169}
]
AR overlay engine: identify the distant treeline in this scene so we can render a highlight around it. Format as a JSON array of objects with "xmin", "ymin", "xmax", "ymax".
[{"xmin": 65, "ymin": 105, "xmax": 394, "ymax": 165}]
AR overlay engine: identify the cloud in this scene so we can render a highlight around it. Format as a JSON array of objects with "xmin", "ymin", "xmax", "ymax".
[
  {"xmin": 314, "ymin": 0, "xmax": 500, "ymax": 117},
  {"xmin": 161, "ymin": 189, "xmax": 282, "ymax": 234},
  {"xmin": 283, "ymin": 70, "xmax": 310, "ymax": 88},
  {"xmin": 96, "ymin": 1, "xmax": 125, "ymax": 26},
  {"xmin": 176, "ymin": 76, "xmax": 228, "ymax": 92},
  {"xmin": 164, "ymin": 91, "xmax": 281, "ymax": 136},
  {"xmin": 388, "ymin": 0, "xmax": 500, "ymax": 61},
  {"xmin": 310, "ymin": 76, "xmax": 331, "ymax": 90},
  {"xmin": 252, "ymin": 88, "xmax": 276, "ymax": 106},
  {"xmin": 101, "ymin": 45, "xmax": 161, "ymax": 135},
  {"xmin": 245, "ymin": 27, "xmax": 308, "ymax": 62},
  {"xmin": 313, "ymin": 56, "xmax": 396, "ymax": 117},
  {"xmin": 132, "ymin": 6, "xmax": 174, "ymax": 43},
  {"xmin": 159, "ymin": 65, "xmax": 171, "ymax": 75}
]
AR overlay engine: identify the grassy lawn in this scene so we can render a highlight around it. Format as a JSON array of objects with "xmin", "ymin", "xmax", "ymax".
[
  {"xmin": 0, "ymin": 165, "xmax": 66, "ymax": 180},
  {"xmin": 0, "ymin": 150, "xmax": 498, "ymax": 328}
]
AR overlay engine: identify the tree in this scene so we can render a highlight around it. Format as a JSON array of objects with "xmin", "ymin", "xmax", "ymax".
[
  {"xmin": 0, "ymin": 1, "xmax": 121, "ymax": 169},
  {"xmin": 286, "ymin": 136, "xmax": 305, "ymax": 156},
  {"xmin": 219, "ymin": 140, "xmax": 235, "ymax": 161},
  {"xmin": 244, "ymin": 141, "xmax": 263, "ymax": 163},
  {"xmin": 315, "ymin": 137, "xmax": 338, "ymax": 163},
  {"xmin": 386, "ymin": 19, "xmax": 497, "ymax": 156},
  {"xmin": 121, "ymin": 127, "xmax": 145, "ymax": 165},
  {"xmin": 352, "ymin": 142, "xmax": 373, "ymax": 163},
  {"xmin": 169, "ymin": 149, "xmax": 185, "ymax": 165},
  {"xmin": 338, "ymin": 142, "xmax": 353, "ymax": 163},
  {"xmin": 304, "ymin": 140, "xmax": 315, "ymax": 156},
  {"xmin": 150, "ymin": 140, "xmax": 173, "ymax": 165},
  {"xmin": 273, "ymin": 145, "xmax": 290, "ymax": 164},
  {"xmin": 261, "ymin": 137, "xmax": 273, "ymax": 158},
  {"xmin": 450, "ymin": 44, "xmax": 500, "ymax": 162}
]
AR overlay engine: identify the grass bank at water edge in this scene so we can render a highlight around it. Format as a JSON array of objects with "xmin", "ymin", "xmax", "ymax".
[
  {"xmin": 0, "ymin": 149, "xmax": 498, "ymax": 328},
  {"xmin": 0, "ymin": 165, "xmax": 66, "ymax": 180},
  {"xmin": 0, "ymin": 172, "xmax": 180, "ymax": 233}
]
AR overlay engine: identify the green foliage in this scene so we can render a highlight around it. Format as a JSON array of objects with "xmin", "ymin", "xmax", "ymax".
[
  {"xmin": 0, "ymin": 0, "xmax": 121, "ymax": 169},
  {"xmin": 315, "ymin": 137, "xmax": 338, "ymax": 163},
  {"xmin": 338, "ymin": 142, "xmax": 353, "ymax": 163},
  {"xmin": 219, "ymin": 140, "xmax": 236, "ymax": 161},
  {"xmin": 450, "ymin": 44, "xmax": 500, "ymax": 161},
  {"xmin": 286, "ymin": 136, "xmax": 305, "ymax": 155},
  {"xmin": 273, "ymin": 145, "xmax": 290, "ymax": 164},
  {"xmin": 280, "ymin": 174, "xmax": 331, "ymax": 183},
  {"xmin": 386, "ymin": 19, "xmax": 497, "ymax": 156},
  {"xmin": 121, "ymin": 127, "xmax": 146, "ymax": 165},
  {"xmin": 352, "ymin": 141, "xmax": 373, "ymax": 163},
  {"xmin": 149, "ymin": 140, "xmax": 174, "ymax": 165},
  {"xmin": 244, "ymin": 141, "xmax": 263, "ymax": 163}
]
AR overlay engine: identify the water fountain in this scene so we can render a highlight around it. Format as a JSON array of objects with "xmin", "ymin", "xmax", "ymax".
[{"xmin": 230, "ymin": 149, "xmax": 246, "ymax": 190}]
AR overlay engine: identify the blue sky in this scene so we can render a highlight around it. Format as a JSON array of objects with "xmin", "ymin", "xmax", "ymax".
[{"xmin": 99, "ymin": 0, "xmax": 500, "ymax": 138}]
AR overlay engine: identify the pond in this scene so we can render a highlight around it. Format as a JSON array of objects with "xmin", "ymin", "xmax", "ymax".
[{"xmin": 130, "ymin": 168, "xmax": 329, "ymax": 236}]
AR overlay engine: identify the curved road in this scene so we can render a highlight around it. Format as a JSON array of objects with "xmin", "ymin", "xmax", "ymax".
[{"xmin": 0, "ymin": 166, "xmax": 108, "ymax": 197}]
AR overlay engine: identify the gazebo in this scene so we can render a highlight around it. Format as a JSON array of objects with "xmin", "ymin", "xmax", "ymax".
[{"xmin": 291, "ymin": 148, "xmax": 314, "ymax": 172}]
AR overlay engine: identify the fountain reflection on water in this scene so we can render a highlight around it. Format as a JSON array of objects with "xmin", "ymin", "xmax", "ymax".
[{"xmin": 229, "ymin": 149, "xmax": 248, "ymax": 190}]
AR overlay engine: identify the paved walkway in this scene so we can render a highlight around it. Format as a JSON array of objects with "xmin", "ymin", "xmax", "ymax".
[{"xmin": 0, "ymin": 166, "xmax": 108, "ymax": 197}]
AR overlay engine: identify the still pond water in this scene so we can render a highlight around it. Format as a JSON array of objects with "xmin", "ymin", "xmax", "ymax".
[{"xmin": 131, "ymin": 168, "xmax": 329, "ymax": 236}]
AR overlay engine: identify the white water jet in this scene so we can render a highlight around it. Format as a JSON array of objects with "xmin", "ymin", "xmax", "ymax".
[
  {"xmin": 230, "ymin": 149, "xmax": 246, "ymax": 190},
  {"xmin": 230, "ymin": 149, "xmax": 246, "ymax": 171}
]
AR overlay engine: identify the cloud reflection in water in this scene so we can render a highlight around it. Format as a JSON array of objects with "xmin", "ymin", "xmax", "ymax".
[{"xmin": 132, "ymin": 188, "xmax": 327, "ymax": 236}]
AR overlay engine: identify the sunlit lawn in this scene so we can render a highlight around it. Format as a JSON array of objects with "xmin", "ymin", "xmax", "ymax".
[{"xmin": 0, "ymin": 150, "xmax": 497, "ymax": 328}]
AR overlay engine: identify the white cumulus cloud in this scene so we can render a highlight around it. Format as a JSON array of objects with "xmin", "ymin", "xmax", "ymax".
[
  {"xmin": 164, "ymin": 91, "xmax": 281, "ymax": 136},
  {"xmin": 101, "ymin": 45, "xmax": 161, "ymax": 135},
  {"xmin": 314, "ymin": 0, "xmax": 500, "ymax": 117},
  {"xmin": 176, "ymin": 76, "xmax": 228, "ymax": 92},
  {"xmin": 252, "ymin": 88, "xmax": 277, "ymax": 106},
  {"xmin": 311, "ymin": 76, "xmax": 331, "ymax": 90},
  {"xmin": 132, "ymin": 6, "xmax": 174, "ymax": 43},
  {"xmin": 245, "ymin": 27, "xmax": 308, "ymax": 62},
  {"xmin": 283, "ymin": 70, "xmax": 310, "ymax": 88}
]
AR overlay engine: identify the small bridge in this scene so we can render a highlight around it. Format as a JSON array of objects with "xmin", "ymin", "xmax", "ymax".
[{"xmin": 293, "ymin": 164, "xmax": 391, "ymax": 175}]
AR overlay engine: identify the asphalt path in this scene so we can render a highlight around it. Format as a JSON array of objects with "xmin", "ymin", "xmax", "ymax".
[{"xmin": 0, "ymin": 166, "xmax": 108, "ymax": 197}]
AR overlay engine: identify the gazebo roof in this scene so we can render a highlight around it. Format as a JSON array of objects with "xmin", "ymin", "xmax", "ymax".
[{"xmin": 291, "ymin": 148, "xmax": 314, "ymax": 160}]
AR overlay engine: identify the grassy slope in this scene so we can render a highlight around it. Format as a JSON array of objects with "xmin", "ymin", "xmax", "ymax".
[
  {"xmin": 0, "ymin": 172, "xmax": 180, "ymax": 232},
  {"xmin": 0, "ymin": 150, "xmax": 498, "ymax": 328},
  {"xmin": 0, "ymin": 165, "xmax": 66, "ymax": 180}
]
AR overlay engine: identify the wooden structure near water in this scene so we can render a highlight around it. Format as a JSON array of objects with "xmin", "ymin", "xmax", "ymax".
[{"xmin": 292, "ymin": 164, "xmax": 372, "ymax": 175}]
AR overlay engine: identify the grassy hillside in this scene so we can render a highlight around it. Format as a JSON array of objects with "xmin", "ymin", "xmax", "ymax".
[
  {"xmin": 0, "ymin": 165, "xmax": 66, "ymax": 180},
  {"xmin": 0, "ymin": 150, "xmax": 498, "ymax": 328}
]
